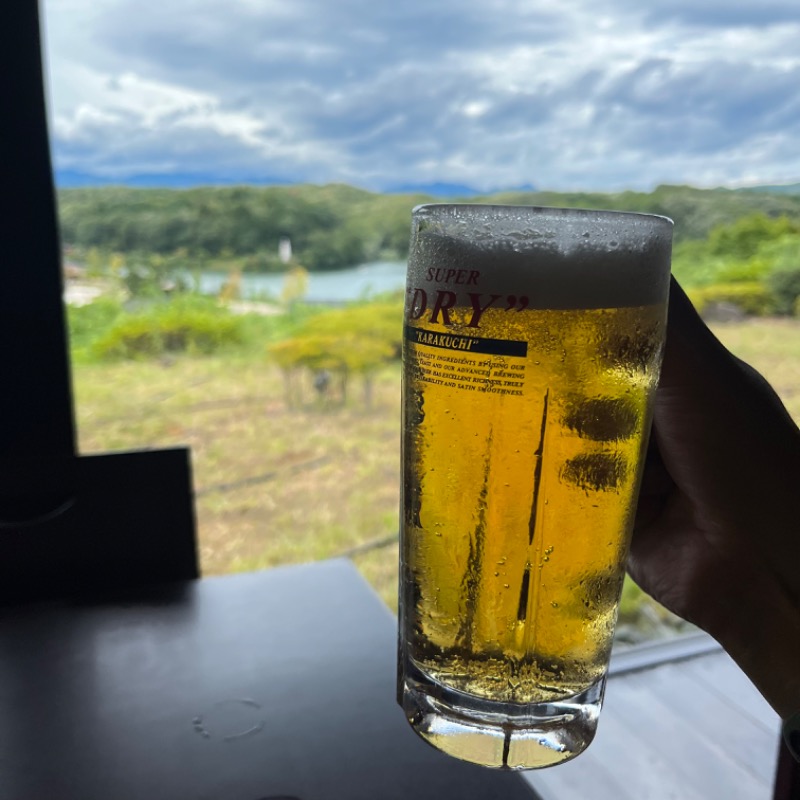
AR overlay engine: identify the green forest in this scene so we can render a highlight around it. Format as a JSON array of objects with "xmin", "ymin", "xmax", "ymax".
[
  {"xmin": 59, "ymin": 182, "xmax": 800, "ymax": 272},
  {"xmin": 63, "ymin": 182, "xmax": 800, "ymax": 367}
]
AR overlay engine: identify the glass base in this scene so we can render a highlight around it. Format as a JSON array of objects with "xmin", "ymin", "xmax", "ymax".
[{"xmin": 400, "ymin": 664, "xmax": 605, "ymax": 770}]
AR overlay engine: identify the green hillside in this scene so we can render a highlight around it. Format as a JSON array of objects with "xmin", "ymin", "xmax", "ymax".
[{"xmin": 57, "ymin": 183, "xmax": 800, "ymax": 273}]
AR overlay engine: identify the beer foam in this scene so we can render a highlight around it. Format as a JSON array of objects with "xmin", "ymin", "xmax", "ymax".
[{"xmin": 408, "ymin": 204, "xmax": 673, "ymax": 310}]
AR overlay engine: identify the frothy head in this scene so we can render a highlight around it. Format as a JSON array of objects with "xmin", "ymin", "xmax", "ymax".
[{"xmin": 409, "ymin": 204, "xmax": 673, "ymax": 310}]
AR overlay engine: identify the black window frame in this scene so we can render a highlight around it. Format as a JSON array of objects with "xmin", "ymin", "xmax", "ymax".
[{"xmin": 0, "ymin": 3, "xmax": 198, "ymax": 605}]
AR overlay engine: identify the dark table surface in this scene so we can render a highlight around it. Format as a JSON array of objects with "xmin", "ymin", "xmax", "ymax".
[{"xmin": 0, "ymin": 559, "xmax": 536, "ymax": 800}]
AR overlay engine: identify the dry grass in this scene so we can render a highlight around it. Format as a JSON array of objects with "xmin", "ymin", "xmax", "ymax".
[
  {"xmin": 72, "ymin": 317, "xmax": 800, "ymax": 613},
  {"xmin": 74, "ymin": 355, "xmax": 402, "ymax": 587},
  {"xmin": 710, "ymin": 318, "xmax": 800, "ymax": 420}
]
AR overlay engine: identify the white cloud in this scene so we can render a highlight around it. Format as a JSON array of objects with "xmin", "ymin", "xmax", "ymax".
[{"xmin": 42, "ymin": 0, "xmax": 800, "ymax": 190}]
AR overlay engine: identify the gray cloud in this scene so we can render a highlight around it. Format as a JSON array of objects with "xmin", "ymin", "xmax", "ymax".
[
  {"xmin": 592, "ymin": 58, "xmax": 800, "ymax": 153},
  {"xmin": 43, "ymin": 0, "xmax": 800, "ymax": 190},
  {"xmin": 624, "ymin": 0, "xmax": 800, "ymax": 28},
  {"xmin": 91, "ymin": 0, "xmax": 565, "ymax": 91}
]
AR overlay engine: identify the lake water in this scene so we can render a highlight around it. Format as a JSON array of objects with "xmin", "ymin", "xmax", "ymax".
[{"xmin": 198, "ymin": 261, "xmax": 407, "ymax": 303}]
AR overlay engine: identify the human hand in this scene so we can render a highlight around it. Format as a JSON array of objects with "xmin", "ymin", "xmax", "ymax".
[{"xmin": 629, "ymin": 278, "xmax": 800, "ymax": 719}]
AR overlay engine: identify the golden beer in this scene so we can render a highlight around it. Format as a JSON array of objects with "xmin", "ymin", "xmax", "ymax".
[{"xmin": 398, "ymin": 205, "xmax": 672, "ymax": 769}]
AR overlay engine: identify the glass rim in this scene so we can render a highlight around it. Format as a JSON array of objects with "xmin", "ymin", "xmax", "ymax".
[{"xmin": 412, "ymin": 202, "xmax": 674, "ymax": 228}]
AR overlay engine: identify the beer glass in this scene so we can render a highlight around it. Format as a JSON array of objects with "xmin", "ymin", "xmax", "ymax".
[{"xmin": 398, "ymin": 204, "xmax": 673, "ymax": 769}]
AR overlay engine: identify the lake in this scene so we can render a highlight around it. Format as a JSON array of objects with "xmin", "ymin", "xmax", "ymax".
[{"xmin": 198, "ymin": 261, "xmax": 407, "ymax": 303}]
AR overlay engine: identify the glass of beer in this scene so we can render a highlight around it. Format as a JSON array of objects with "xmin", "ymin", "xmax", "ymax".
[{"xmin": 398, "ymin": 204, "xmax": 673, "ymax": 769}]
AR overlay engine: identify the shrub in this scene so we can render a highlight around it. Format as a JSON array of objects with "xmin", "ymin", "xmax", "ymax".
[
  {"xmin": 267, "ymin": 299, "xmax": 403, "ymax": 408},
  {"xmin": 687, "ymin": 282, "xmax": 776, "ymax": 317},
  {"xmin": 709, "ymin": 213, "xmax": 800, "ymax": 260},
  {"xmin": 767, "ymin": 266, "xmax": 800, "ymax": 316},
  {"xmin": 91, "ymin": 297, "xmax": 242, "ymax": 359},
  {"xmin": 671, "ymin": 240, "xmax": 732, "ymax": 287},
  {"xmin": 714, "ymin": 256, "xmax": 773, "ymax": 284},
  {"xmin": 67, "ymin": 297, "xmax": 124, "ymax": 352},
  {"xmin": 299, "ymin": 300, "xmax": 403, "ymax": 359},
  {"xmin": 269, "ymin": 334, "xmax": 393, "ymax": 373},
  {"xmin": 268, "ymin": 300, "xmax": 401, "ymax": 375}
]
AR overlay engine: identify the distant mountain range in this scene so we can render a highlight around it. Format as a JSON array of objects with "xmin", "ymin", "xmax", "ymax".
[
  {"xmin": 384, "ymin": 181, "xmax": 483, "ymax": 196},
  {"xmin": 55, "ymin": 169, "xmax": 800, "ymax": 198},
  {"xmin": 54, "ymin": 170, "xmax": 533, "ymax": 197},
  {"xmin": 737, "ymin": 183, "xmax": 800, "ymax": 196},
  {"xmin": 384, "ymin": 181, "xmax": 537, "ymax": 197}
]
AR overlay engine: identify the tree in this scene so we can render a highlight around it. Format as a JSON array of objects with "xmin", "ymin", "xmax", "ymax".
[
  {"xmin": 709, "ymin": 214, "xmax": 800, "ymax": 260},
  {"xmin": 267, "ymin": 300, "xmax": 402, "ymax": 408}
]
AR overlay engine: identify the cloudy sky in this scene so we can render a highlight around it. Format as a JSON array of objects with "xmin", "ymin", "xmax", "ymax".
[{"xmin": 42, "ymin": 0, "xmax": 800, "ymax": 193}]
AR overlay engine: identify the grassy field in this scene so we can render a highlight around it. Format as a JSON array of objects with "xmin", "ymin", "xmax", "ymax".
[
  {"xmin": 74, "ymin": 354, "xmax": 403, "ymax": 604},
  {"xmin": 72, "ymin": 318, "xmax": 800, "ymax": 616}
]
